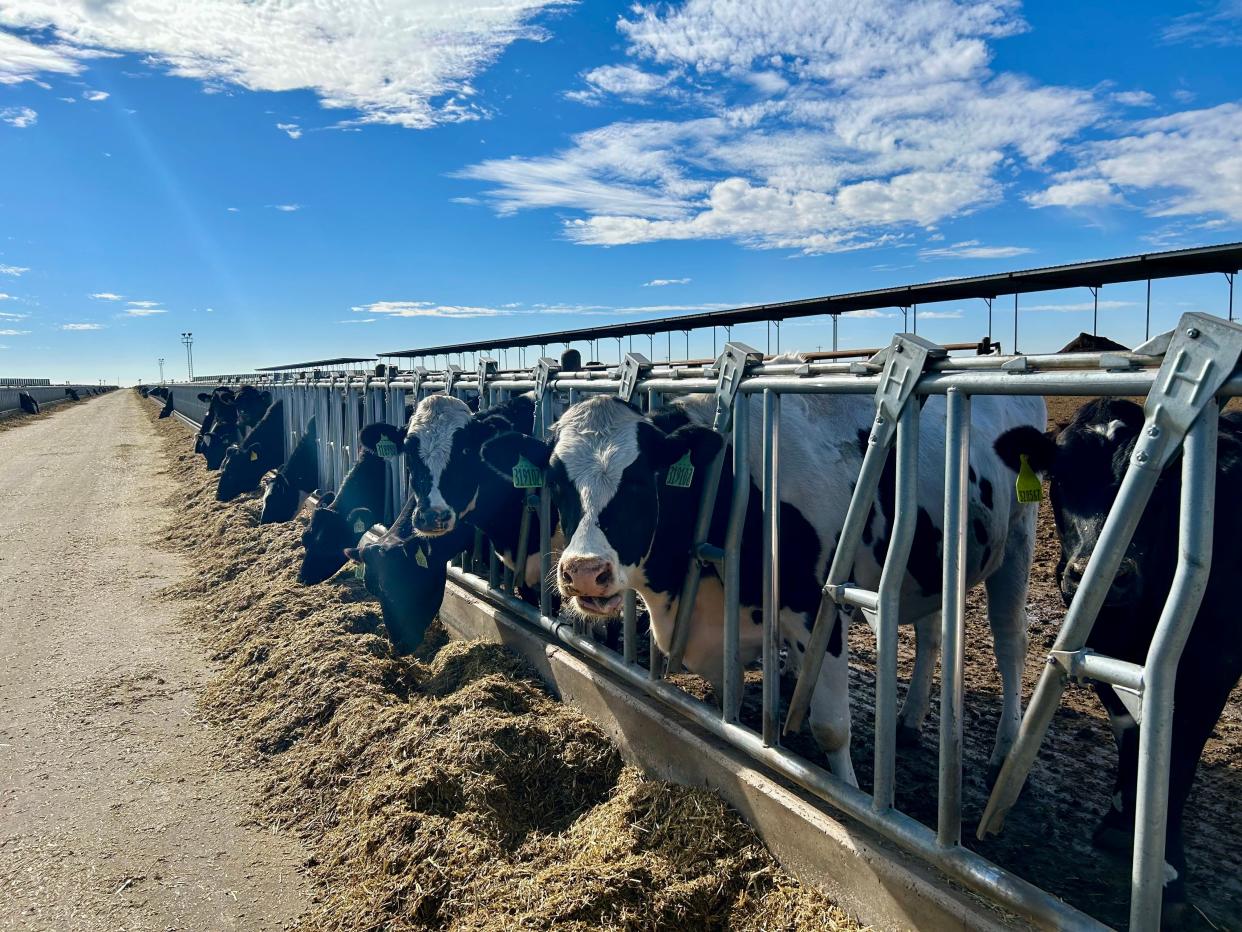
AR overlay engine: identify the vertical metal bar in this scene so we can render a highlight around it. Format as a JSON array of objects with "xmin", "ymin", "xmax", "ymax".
[
  {"xmin": 1228, "ymin": 271, "xmax": 1235, "ymax": 322},
  {"xmin": 1129, "ymin": 406, "xmax": 1218, "ymax": 932},
  {"xmin": 1092, "ymin": 286, "xmax": 1099, "ymax": 336},
  {"xmin": 538, "ymin": 483, "xmax": 552, "ymax": 619},
  {"xmin": 912, "ymin": 303, "xmax": 918, "ymax": 334},
  {"xmin": 1146, "ymin": 279, "xmax": 1152, "ymax": 341},
  {"xmin": 832, "ymin": 315, "xmax": 839, "ymax": 352},
  {"xmin": 761, "ymin": 390, "xmax": 781, "ymax": 745},
  {"xmin": 1013, "ymin": 293, "xmax": 1019, "ymax": 355},
  {"xmin": 938, "ymin": 389, "xmax": 971, "ymax": 847},
  {"xmin": 874, "ymin": 400, "xmax": 920, "ymax": 812},
  {"xmin": 722, "ymin": 395, "xmax": 751, "ymax": 722},
  {"xmin": 623, "ymin": 589, "xmax": 637, "ymax": 666},
  {"xmin": 986, "ymin": 297, "xmax": 993, "ymax": 342},
  {"xmin": 775, "ymin": 320, "xmax": 781, "ymax": 353}
]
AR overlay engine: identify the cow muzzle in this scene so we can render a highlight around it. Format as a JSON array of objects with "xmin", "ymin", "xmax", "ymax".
[
  {"xmin": 1061, "ymin": 556, "xmax": 1141, "ymax": 607},
  {"xmin": 559, "ymin": 556, "xmax": 621, "ymax": 616},
  {"xmin": 413, "ymin": 507, "xmax": 455, "ymax": 536}
]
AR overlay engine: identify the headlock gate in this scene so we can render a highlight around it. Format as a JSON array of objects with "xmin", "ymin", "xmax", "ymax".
[{"xmin": 158, "ymin": 246, "xmax": 1242, "ymax": 931}]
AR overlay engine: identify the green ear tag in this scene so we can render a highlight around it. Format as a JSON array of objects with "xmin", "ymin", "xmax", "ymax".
[
  {"xmin": 512, "ymin": 455, "xmax": 544, "ymax": 489},
  {"xmin": 415, "ymin": 546, "xmax": 429, "ymax": 569},
  {"xmin": 665, "ymin": 452, "xmax": 695, "ymax": 488},
  {"xmin": 353, "ymin": 518, "xmax": 367, "ymax": 533},
  {"xmin": 1015, "ymin": 454, "xmax": 1043, "ymax": 504},
  {"xmin": 353, "ymin": 561, "xmax": 366, "ymax": 581},
  {"xmin": 375, "ymin": 437, "xmax": 398, "ymax": 458}
]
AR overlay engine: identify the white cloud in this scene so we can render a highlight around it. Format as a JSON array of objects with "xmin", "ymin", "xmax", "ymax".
[
  {"xmin": 0, "ymin": 328, "xmax": 30, "ymax": 335},
  {"xmin": 0, "ymin": 311, "xmax": 28, "ymax": 319},
  {"xmin": 1112, "ymin": 90, "xmax": 1156, "ymax": 108},
  {"xmin": 338, "ymin": 318, "xmax": 376, "ymax": 324},
  {"xmin": 0, "ymin": 1, "xmax": 569, "ymax": 128},
  {"xmin": 126, "ymin": 299, "xmax": 160, "ymax": 308},
  {"xmin": 918, "ymin": 309, "xmax": 964, "ymax": 319},
  {"xmin": 0, "ymin": 30, "xmax": 83, "ymax": 85},
  {"xmin": 1023, "ymin": 300, "xmax": 1136, "ymax": 313},
  {"xmin": 918, "ymin": 240, "xmax": 1034, "ymax": 260},
  {"xmin": 61, "ymin": 322, "xmax": 104, "ymax": 330},
  {"xmin": 1162, "ymin": 1, "xmax": 1242, "ymax": 46},
  {"xmin": 271, "ymin": 203, "xmax": 300, "ymax": 212},
  {"xmin": 0, "ymin": 263, "xmax": 30, "ymax": 276},
  {"xmin": 1029, "ymin": 103, "xmax": 1242, "ymax": 220},
  {"xmin": 124, "ymin": 307, "xmax": 166, "ymax": 316},
  {"xmin": 844, "ymin": 309, "xmax": 898, "ymax": 319},
  {"xmin": 0, "ymin": 293, "xmax": 11, "ymax": 300},
  {"xmin": 83, "ymin": 88, "xmax": 108, "ymax": 101},
  {"xmin": 276, "ymin": 122, "xmax": 302, "ymax": 139},
  {"xmin": 643, "ymin": 277, "xmax": 691, "ymax": 287},
  {"xmin": 1, "ymin": 106, "xmax": 37, "ymax": 128},
  {"xmin": 354, "ymin": 300, "xmax": 505, "ymax": 319},
  {"xmin": 460, "ymin": 0, "xmax": 1097, "ymax": 254},
  {"xmin": 226, "ymin": 206, "xmax": 239, "ymax": 212},
  {"xmin": 90, "ymin": 292, "xmax": 124, "ymax": 300}
]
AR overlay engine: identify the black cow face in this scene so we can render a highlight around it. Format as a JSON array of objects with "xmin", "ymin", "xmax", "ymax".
[
  {"xmin": 299, "ymin": 492, "xmax": 376, "ymax": 584},
  {"xmin": 346, "ymin": 522, "xmax": 470, "ymax": 652},
  {"xmin": 216, "ymin": 442, "xmax": 267, "ymax": 502},
  {"xmin": 995, "ymin": 398, "xmax": 1165, "ymax": 608},
  {"xmin": 402, "ymin": 396, "xmax": 510, "ymax": 537},
  {"xmin": 260, "ymin": 471, "xmax": 301, "ymax": 524},
  {"xmin": 481, "ymin": 398, "xmax": 721, "ymax": 619},
  {"xmin": 234, "ymin": 387, "xmax": 272, "ymax": 432}
]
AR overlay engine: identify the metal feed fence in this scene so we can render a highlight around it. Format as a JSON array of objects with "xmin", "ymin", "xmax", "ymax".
[
  {"xmin": 1, "ymin": 384, "xmax": 117, "ymax": 417},
  {"xmin": 156, "ymin": 247, "xmax": 1242, "ymax": 931}
]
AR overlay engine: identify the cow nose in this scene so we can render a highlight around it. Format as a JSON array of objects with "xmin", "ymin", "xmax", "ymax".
[
  {"xmin": 414, "ymin": 507, "xmax": 453, "ymax": 532},
  {"xmin": 559, "ymin": 557, "xmax": 614, "ymax": 596}
]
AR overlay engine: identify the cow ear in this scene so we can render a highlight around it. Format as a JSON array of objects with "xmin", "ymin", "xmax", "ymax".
[
  {"xmin": 480, "ymin": 431, "xmax": 551, "ymax": 480},
  {"xmin": 347, "ymin": 507, "xmax": 375, "ymax": 534},
  {"xmin": 197, "ymin": 392, "xmax": 211, "ymax": 403},
  {"xmin": 318, "ymin": 490, "xmax": 336, "ymax": 508},
  {"xmin": 403, "ymin": 433, "xmax": 420, "ymax": 460},
  {"xmin": 643, "ymin": 423, "xmax": 724, "ymax": 473},
  {"xmin": 994, "ymin": 426, "xmax": 1057, "ymax": 476},
  {"xmin": 466, "ymin": 395, "xmax": 481, "ymax": 413},
  {"xmin": 344, "ymin": 547, "xmax": 361, "ymax": 562},
  {"xmin": 359, "ymin": 422, "xmax": 403, "ymax": 453}
]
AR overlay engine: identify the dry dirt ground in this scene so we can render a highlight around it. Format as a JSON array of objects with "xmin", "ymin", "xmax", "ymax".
[{"xmin": 0, "ymin": 390, "xmax": 311, "ymax": 930}]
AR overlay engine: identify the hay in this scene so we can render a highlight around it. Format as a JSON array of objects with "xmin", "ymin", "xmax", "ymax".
[{"xmin": 149, "ymin": 409, "xmax": 866, "ymax": 931}]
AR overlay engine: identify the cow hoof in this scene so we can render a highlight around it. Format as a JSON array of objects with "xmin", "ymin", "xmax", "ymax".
[
  {"xmin": 895, "ymin": 722, "xmax": 922, "ymax": 748},
  {"xmin": 1091, "ymin": 823, "xmax": 1133, "ymax": 860}
]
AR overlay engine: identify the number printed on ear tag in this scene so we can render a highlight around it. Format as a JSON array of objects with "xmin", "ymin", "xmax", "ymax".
[
  {"xmin": 353, "ymin": 518, "xmax": 367, "ymax": 533},
  {"xmin": 1015, "ymin": 453, "xmax": 1043, "ymax": 504},
  {"xmin": 354, "ymin": 561, "xmax": 366, "ymax": 581},
  {"xmin": 665, "ymin": 452, "xmax": 694, "ymax": 488},
  {"xmin": 375, "ymin": 437, "xmax": 398, "ymax": 458},
  {"xmin": 512, "ymin": 455, "xmax": 544, "ymax": 489}
]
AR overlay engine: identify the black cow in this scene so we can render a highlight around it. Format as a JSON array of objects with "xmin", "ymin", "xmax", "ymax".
[
  {"xmin": 216, "ymin": 399, "xmax": 285, "ymax": 502},
  {"xmin": 232, "ymin": 386, "xmax": 273, "ymax": 434},
  {"xmin": 995, "ymin": 399, "xmax": 1242, "ymax": 922},
  {"xmin": 297, "ymin": 423, "xmax": 393, "ymax": 584},
  {"xmin": 158, "ymin": 392, "xmax": 174, "ymax": 418},
  {"xmin": 1059, "ymin": 332, "xmax": 1130, "ymax": 354},
  {"xmin": 260, "ymin": 417, "xmax": 319, "ymax": 524},
  {"xmin": 65, "ymin": 388, "xmax": 80, "ymax": 402},
  {"xmin": 195, "ymin": 387, "xmax": 237, "ymax": 469},
  {"xmin": 18, "ymin": 391, "xmax": 39, "ymax": 415}
]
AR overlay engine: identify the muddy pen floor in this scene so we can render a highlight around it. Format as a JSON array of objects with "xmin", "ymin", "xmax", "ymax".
[{"xmin": 148, "ymin": 406, "xmax": 865, "ymax": 930}]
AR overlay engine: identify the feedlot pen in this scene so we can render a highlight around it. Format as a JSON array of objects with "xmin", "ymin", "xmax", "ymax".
[{"xmin": 159, "ymin": 245, "xmax": 1242, "ymax": 931}]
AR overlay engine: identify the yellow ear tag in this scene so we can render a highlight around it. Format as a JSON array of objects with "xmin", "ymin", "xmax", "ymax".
[
  {"xmin": 354, "ymin": 561, "xmax": 366, "ymax": 581},
  {"xmin": 1016, "ymin": 454, "xmax": 1043, "ymax": 504},
  {"xmin": 249, "ymin": 450, "xmax": 259, "ymax": 462},
  {"xmin": 665, "ymin": 452, "xmax": 694, "ymax": 488},
  {"xmin": 415, "ymin": 546, "xmax": 429, "ymax": 569}
]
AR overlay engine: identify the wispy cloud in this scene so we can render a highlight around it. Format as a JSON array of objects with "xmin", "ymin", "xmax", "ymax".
[
  {"xmin": 270, "ymin": 203, "xmax": 301, "ymax": 212},
  {"xmin": 0, "ymin": 1, "xmax": 570, "ymax": 129},
  {"xmin": 352, "ymin": 298, "xmax": 735, "ymax": 320},
  {"xmin": 1023, "ymin": 300, "xmax": 1136, "ymax": 313},
  {"xmin": 1111, "ymin": 90, "xmax": 1156, "ymax": 108},
  {"xmin": 843, "ymin": 309, "xmax": 898, "ymax": 319},
  {"xmin": 83, "ymin": 89, "xmax": 109, "ymax": 101},
  {"xmin": 918, "ymin": 240, "xmax": 1034, "ymax": 260},
  {"xmin": 90, "ymin": 292, "xmax": 124, "ymax": 301},
  {"xmin": 643, "ymin": 277, "xmax": 691, "ymax": 287},
  {"xmin": 354, "ymin": 300, "xmax": 505, "ymax": 319},
  {"xmin": 61, "ymin": 322, "xmax": 104, "ymax": 331},
  {"xmin": 126, "ymin": 299, "xmax": 160, "ymax": 308},
  {"xmin": 0, "ymin": 30, "xmax": 83, "ymax": 86},
  {"xmin": 338, "ymin": 318, "xmax": 376, "ymax": 324},
  {"xmin": 1, "ymin": 106, "xmax": 37, "ymax": 128},
  {"xmin": 0, "ymin": 311, "xmax": 28, "ymax": 320},
  {"xmin": 276, "ymin": 122, "xmax": 302, "ymax": 139},
  {"xmin": 0, "ymin": 328, "xmax": 30, "ymax": 335},
  {"xmin": 1161, "ymin": 1, "xmax": 1242, "ymax": 47},
  {"xmin": 124, "ymin": 307, "xmax": 166, "ymax": 316},
  {"xmin": 226, "ymin": 206, "xmax": 240, "ymax": 212},
  {"xmin": 0, "ymin": 263, "xmax": 30, "ymax": 276}
]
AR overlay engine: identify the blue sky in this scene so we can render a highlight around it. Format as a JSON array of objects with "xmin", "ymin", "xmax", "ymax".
[{"xmin": 1, "ymin": 0, "xmax": 1240, "ymax": 384}]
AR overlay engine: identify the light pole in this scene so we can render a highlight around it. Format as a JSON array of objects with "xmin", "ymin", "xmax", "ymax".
[
  {"xmin": 180, "ymin": 332, "xmax": 194, "ymax": 381},
  {"xmin": 157, "ymin": 357, "xmax": 165, "ymax": 384}
]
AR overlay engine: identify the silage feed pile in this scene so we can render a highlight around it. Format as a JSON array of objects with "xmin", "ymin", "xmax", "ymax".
[{"xmin": 149, "ymin": 412, "xmax": 865, "ymax": 932}]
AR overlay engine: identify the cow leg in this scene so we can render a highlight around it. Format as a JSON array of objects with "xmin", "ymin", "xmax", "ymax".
[
  {"xmin": 793, "ymin": 603, "xmax": 858, "ymax": 787},
  {"xmin": 896, "ymin": 611, "xmax": 941, "ymax": 747},
  {"xmin": 983, "ymin": 523, "xmax": 1034, "ymax": 773},
  {"xmin": 1091, "ymin": 684, "xmax": 1139, "ymax": 857}
]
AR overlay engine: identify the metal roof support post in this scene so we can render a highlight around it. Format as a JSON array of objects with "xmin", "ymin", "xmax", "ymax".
[
  {"xmin": 1146, "ymin": 280, "xmax": 1152, "ymax": 341},
  {"xmin": 901, "ymin": 306, "xmax": 908, "ymax": 330},
  {"xmin": 912, "ymin": 304, "xmax": 918, "ymax": 334},
  {"xmin": 984, "ymin": 297, "xmax": 993, "ymax": 341},
  {"xmin": 775, "ymin": 320, "xmax": 781, "ymax": 353},
  {"xmin": 1013, "ymin": 293, "xmax": 1019, "ymax": 354},
  {"xmin": 1089, "ymin": 285, "xmax": 1100, "ymax": 335},
  {"xmin": 832, "ymin": 315, "xmax": 839, "ymax": 352},
  {"xmin": 1227, "ymin": 271, "xmax": 1236, "ymax": 321}
]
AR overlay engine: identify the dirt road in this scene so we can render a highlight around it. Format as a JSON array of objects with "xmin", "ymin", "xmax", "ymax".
[{"xmin": 0, "ymin": 391, "xmax": 310, "ymax": 930}]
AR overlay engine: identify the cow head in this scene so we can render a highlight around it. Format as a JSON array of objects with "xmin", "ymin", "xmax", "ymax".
[
  {"xmin": 233, "ymin": 386, "xmax": 272, "ymax": 432},
  {"xmin": 401, "ymin": 395, "xmax": 513, "ymax": 537},
  {"xmin": 481, "ymin": 396, "xmax": 721, "ymax": 619},
  {"xmin": 994, "ymin": 398, "xmax": 1167, "ymax": 608},
  {"xmin": 299, "ymin": 491, "xmax": 377, "ymax": 584},
  {"xmin": 216, "ymin": 441, "xmax": 267, "ymax": 502},
  {"xmin": 259, "ymin": 470, "xmax": 301, "ymax": 524}
]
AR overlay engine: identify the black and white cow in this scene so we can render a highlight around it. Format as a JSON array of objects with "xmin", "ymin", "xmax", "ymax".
[
  {"xmin": 298, "ymin": 423, "xmax": 392, "ymax": 584},
  {"xmin": 481, "ymin": 390, "xmax": 1044, "ymax": 785},
  {"xmin": 259, "ymin": 417, "xmax": 319, "ymax": 524},
  {"xmin": 216, "ymin": 399, "xmax": 285, "ymax": 502},
  {"xmin": 394, "ymin": 392, "xmax": 550, "ymax": 592},
  {"xmin": 195, "ymin": 387, "xmax": 237, "ymax": 469},
  {"xmin": 994, "ymin": 399, "xmax": 1242, "ymax": 920},
  {"xmin": 18, "ymin": 391, "xmax": 39, "ymax": 415}
]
